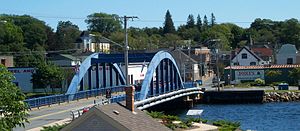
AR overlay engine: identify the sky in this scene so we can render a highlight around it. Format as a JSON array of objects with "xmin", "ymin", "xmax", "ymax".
[{"xmin": 1, "ymin": 0, "xmax": 300, "ymax": 30}]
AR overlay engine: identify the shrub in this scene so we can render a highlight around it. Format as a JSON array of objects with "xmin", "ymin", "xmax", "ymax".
[
  {"xmin": 213, "ymin": 120, "xmax": 240, "ymax": 131},
  {"xmin": 41, "ymin": 124, "xmax": 67, "ymax": 131},
  {"xmin": 255, "ymin": 78, "xmax": 265, "ymax": 85}
]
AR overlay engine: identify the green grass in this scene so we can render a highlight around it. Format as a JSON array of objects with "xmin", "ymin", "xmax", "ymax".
[{"xmin": 212, "ymin": 120, "xmax": 240, "ymax": 131}]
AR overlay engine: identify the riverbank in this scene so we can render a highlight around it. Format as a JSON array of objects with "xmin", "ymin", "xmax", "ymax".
[
  {"xmin": 263, "ymin": 90, "xmax": 300, "ymax": 102},
  {"xmin": 147, "ymin": 111, "xmax": 240, "ymax": 131}
]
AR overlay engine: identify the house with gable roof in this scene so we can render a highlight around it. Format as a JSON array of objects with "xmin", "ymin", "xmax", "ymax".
[
  {"xmin": 231, "ymin": 46, "xmax": 267, "ymax": 66},
  {"xmin": 276, "ymin": 44, "xmax": 300, "ymax": 65}
]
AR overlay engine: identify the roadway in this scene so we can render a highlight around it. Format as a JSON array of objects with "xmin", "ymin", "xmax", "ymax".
[
  {"xmin": 13, "ymin": 97, "xmax": 102, "ymax": 131},
  {"xmin": 13, "ymin": 77, "xmax": 214, "ymax": 130}
]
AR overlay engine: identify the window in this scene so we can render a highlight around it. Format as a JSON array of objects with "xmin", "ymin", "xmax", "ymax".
[
  {"xmin": 287, "ymin": 58, "xmax": 293, "ymax": 64},
  {"xmin": 1, "ymin": 59, "xmax": 6, "ymax": 65},
  {"xmin": 250, "ymin": 62, "xmax": 256, "ymax": 65},
  {"xmin": 241, "ymin": 53, "xmax": 247, "ymax": 59}
]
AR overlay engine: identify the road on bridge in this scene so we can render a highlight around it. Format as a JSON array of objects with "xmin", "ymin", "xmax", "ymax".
[{"xmin": 13, "ymin": 97, "xmax": 101, "ymax": 131}]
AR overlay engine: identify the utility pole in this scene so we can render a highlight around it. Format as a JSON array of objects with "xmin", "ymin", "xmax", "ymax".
[{"xmin": 123, "ymin": 16, "xmax": 138, "ymax": 85}]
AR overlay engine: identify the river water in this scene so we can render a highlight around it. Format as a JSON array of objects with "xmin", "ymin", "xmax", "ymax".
[{"xmin": 174, "ymin": 102, "xmax": 300, "ymax": 131}]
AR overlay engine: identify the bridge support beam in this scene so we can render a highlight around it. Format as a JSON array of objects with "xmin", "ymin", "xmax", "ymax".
[
  {"xmin": 102, "ymin": 63, "xmax": 106, "ymax": 88},
  {"xmin": 155, "ymin": 67, "xmax": 159, "ymax": 96},
  {"xmin": 160, "ymin": 62, "xmax": 164, "ymax": 94},
  {"xmin": 96, "ymin": 64, "xmax": 99, "ymax": 89},
  {"xmin": 165, "ymin": 59, "xmax": 169, "ymax": 93},
  {"xmin": 170, "ymin": 62, "xmax": 173, "ymax": 91},
  {"xmin": 80, "ymin": 79, "xmax": 84, "ymax": 91},
  {"xmin": 183, "ymin": 96, "xmax": 194, "ymax": 108},
  {"xmin": 109, "ymin": 64, "xmax": 113, "ymax": 87},
  {"xmin": 88, "ymin": 67, "xmax": 92, "ymax": 90}
]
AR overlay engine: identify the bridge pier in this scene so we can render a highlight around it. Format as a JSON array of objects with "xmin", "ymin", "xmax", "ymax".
[{"xmin": 183, "ymin": 96, "xmax": 194, "ymax": 108}]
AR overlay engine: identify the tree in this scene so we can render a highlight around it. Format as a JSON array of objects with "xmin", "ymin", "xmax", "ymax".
[
  {"xmin": 163, "ymin": 10, "xmax": 176, "ymax": 34},
  {"xmin": 0, "ymin": 64, "xmax": 28, "ymax": 130},
  {"xmin": 266, "ymin": 70, "xmax": 282, "ymax": 78},
  {"xmin": 31, "ymin": 63, "xmax": 64, "ymax": 92},
  {"xmin": 196, "ymin": 14, "xmax": 202, "ymax": 31},
  {"xmin": 0, "ymin": 21, "xmax": 23, "ymax": 44},
  {"xmin": 289, "ymin": 67, "xmax": 300, "ymax": 84},
  {"xmin": 203, "ymin": 15, "xmax": 209, "ymax": 30},
  {"xmin": 161, "ymin": 33, "xmax": 181, "ymax": 48},
  {"xmin": 5, "ymin": 15, "xmax": 48, "ymax": 49},
  {"xmin": 85, "ymin": 13, "xmax": 122, "ymax": 37},
  {"xmin": 53, "ymin": 21, "xmax": 81, "ymax": 50},
  {"xmin": 211, "ymin": 13, "xmax": 216, "ymax": 27},
  {"xmin": 186, "ymin": 14, "xmax": 195, "ymax": 29}
]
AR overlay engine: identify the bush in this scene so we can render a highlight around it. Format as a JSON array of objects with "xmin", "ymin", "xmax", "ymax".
[
  {"xmin": 41, "ymin": 124, "xmax": 67, "ymax": 131},
  {"xmin": 255, "ymin": 78, "xmax": 265, "ymax": 85},
  {"xmin": 186, "ymin": 117, "xmax": 208, "ymax": 123}
]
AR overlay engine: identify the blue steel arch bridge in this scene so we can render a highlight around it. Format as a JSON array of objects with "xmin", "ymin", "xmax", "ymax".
[{"xmin": 25, "ymin": 51, "xmax": 204, "ymax": 110}]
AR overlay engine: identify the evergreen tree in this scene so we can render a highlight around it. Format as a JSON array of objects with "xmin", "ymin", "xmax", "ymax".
[
  {"xmin": 163, "ymin": 10, "xmax": 176, "ymax": 34},
  {"xmin": 211, "ymin": 13, "xmax": 216, "ymax": 26},
  {"xmin": 196, "ymin": 14, "xmax": 202, "ymax": 31},
  {"xmin": 203, "ymin": 15, "xmax": 209, "ymax": 30},
  {"xmin": 186, "ymin": 14, "xmax": 195, "ymax": 29}
]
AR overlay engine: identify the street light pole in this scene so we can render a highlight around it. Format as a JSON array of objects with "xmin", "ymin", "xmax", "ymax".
[{"xmin": 123, "ymin": 16, "xmax": 138, "ymax": 85}]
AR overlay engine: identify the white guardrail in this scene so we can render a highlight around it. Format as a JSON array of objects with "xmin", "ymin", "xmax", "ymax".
[
  {"xmin": 135, "ymin": 87, "xmax": 204, "ymax": 110},
  {"xmin": 70, "ymin": 98, "xmax": 110, "ymax": 120}
]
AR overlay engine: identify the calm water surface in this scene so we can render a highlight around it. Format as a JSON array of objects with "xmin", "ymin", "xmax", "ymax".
[{"xmin": 174, "ymin": 102, "xmax": 300, "ymax": 131}]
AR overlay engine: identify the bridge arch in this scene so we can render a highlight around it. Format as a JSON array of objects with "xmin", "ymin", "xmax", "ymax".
[
  {"xmin": 66, "ymin": 53, "xmax": 125, "ymax": 97},
  {"xmin": 139, "ymin": 51, "xmax": 184, "ymax": 100}
]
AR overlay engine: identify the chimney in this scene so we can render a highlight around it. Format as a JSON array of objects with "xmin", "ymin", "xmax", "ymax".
[{"xmin": 125, "ymin": 86, "xmax": 135, "ymax": 112}]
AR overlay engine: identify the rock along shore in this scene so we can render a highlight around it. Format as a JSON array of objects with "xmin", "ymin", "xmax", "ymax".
[{"xmin": 263, "ymin": 91, "xmax": 300, "ymax": 102}]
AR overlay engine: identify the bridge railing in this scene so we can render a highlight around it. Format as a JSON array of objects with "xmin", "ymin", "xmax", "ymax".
[
  {"xmin": 24, "ymin": 85, "xmax": 141, "ymax": 109},
  {"xmin": 24, "ymin": 85, "xmax": 128, "ymax": 109}
]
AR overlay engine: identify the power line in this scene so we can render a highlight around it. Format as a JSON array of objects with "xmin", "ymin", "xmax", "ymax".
[{"xmin": 0, "ymin": 48, "xmax": 82, "ymax": 55}]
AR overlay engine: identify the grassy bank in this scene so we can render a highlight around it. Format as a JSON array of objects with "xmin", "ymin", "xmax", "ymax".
[{"xmin": 147, "ymin": 111, "xmax": 240, "ymax": 130}]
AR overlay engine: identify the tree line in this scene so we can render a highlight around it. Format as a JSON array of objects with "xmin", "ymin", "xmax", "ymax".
[{"xmin": 1, "ymin": 11, "xmax": 300, "ymax": 67}]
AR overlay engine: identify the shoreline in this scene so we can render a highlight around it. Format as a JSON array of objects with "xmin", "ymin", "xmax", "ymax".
[{"xmin": 263, "ymin": 91, "xmax": 300, "ymax": 102}]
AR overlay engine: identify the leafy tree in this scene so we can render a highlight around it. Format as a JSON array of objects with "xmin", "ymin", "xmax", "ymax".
[
  {"xmin": 186, "ymin": 14, "xmax": 195, "ymax": 29},
  {"xmin": 0, "ymin": 64, "xmax": 28, "ymax": 130},
  {"xmin": 31, "ymin": 63, "xmax": 64, "ymax": 92},
  {"xmin": 143, "ymin": 27, "xmax": 161, "ymax": 36},
  {"xmin": 161, "ymin": 33, "xmax": 181, "ymax": 48},
  {"xmin": 3, "ymin": 15, "xmax": 48, "ymax": 49},
  {"xmin": 289, "ymin": 67, "xmax": 300, "ymax": 84},
  {"xmin": 0, "ymin": 21, "xmax": 23, "ymax": 44},
  {"xmin": 228, "ymin": 24, "xmax": 245, "ymax": 48},
  {"xmin": 44, "ymin": 26, "xmax": 56, "ymax": 50},
  {"xmin": 196, "ymin": 14, "xmax": 202, "ymax": 31},
  {"xmin": 53, "ymin": 21, "xmax": 81, "ymax": 50},
  {"xmin": 163, "ymin": 10, "xmax": 176, "ymax": 34},
  {"xmin": 280, "ymin": 19, "xmax": 300, "ymax": 49},
  {"xmin": 85, "ymin": 13, "xmax": 122, "ymax": 37},
  {"xmin": 178, "ymin": 26, "xmax": 200, "ymax": 41},
  {"xmin": 266, "ymin": 70, "xmax": 282, "ymax": 77},
  {"xmin": 211, "ymin": 13, "xmax": 216, "ymax": 27}
]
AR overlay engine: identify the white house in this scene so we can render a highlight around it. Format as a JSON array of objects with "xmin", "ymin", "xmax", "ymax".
[
  {"xmin": 75, "ymin": 31, "xmax": 111, "ymax": 53},
  {"xmin": 231, "ymin": 47, "xmax": 267, "ymax": 66},
  {"xmin": 276, "ymin": 44, "xmax": 299, "ymax": 65}
]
